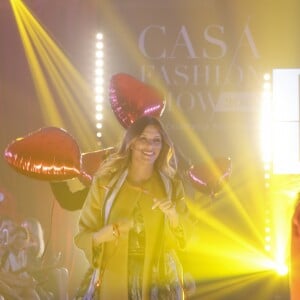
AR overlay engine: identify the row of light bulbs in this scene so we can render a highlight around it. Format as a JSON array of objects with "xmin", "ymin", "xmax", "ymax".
[
  {"xmin": 261, "ymin": 73, "xmax": 273, "ymax": 253},
  {"xmin": 94, "ymin": 32, "xmax": 104, "ymax": 144}
]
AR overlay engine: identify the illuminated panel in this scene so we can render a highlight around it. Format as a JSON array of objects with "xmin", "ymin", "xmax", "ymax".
[{"xmin": 272, "ymin": 69, "xmax": 300, "ymax": 174}]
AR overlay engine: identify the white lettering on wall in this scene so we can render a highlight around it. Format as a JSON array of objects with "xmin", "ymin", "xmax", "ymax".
[
  {"xmin": 138, "ymin": 22, "xmax": 261, "ymax": 114},
  {"xmin": 169, "ymin": 26, "xmax": 198, "ymax": 59},
  {"xmin": 203, "ymin": 24, "xmax": 227, "ymax": 59}
]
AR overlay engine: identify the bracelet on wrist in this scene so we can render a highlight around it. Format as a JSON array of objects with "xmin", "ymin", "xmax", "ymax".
[{"xmin": 112, "ymin": 223, "xmax": 120, "ymax": 238}]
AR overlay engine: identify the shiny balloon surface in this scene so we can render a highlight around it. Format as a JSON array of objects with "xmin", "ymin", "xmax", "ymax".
[
  {"xmin": 187, "ymin": 157, "xmax": 232, "ymax": 196},
  {"xmin": 4, "ymin": 127, "xmax": 81, "ymax": 181},
  {"xmin": 79, "ymin": 147, "xmax": 115, "ymax": 186},
  {"xmin": 109, "ymin": 73, "xmax": 165, "ymax": 128}
]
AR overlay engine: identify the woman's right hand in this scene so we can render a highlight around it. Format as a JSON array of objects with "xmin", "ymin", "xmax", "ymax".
[
  {"xmin": 93, "ymin": 219, "xmax": 133, "ymax": 244},
  {"xmin": 110, "ymin": 219, "xmax": 134, "ymax": 240}
]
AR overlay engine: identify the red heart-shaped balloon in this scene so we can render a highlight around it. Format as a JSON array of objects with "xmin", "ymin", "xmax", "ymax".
[
  {"xmin": 49, "ymin": 147, "xmax": 115, "ymax": 211},
  {"xmin": 109, "ymin": 73, "xmax": 166, "ymax": 128},
  {"xmin": 79, "ymin": 147, "xmax": 115, "ymax": 186},
  {"xmin": 187, "ymin": 157, "xmax": 232, "ymax": 196},
  {"xmin": 4, "ymin": 127, "xmax": 81, "ymax": 181}
]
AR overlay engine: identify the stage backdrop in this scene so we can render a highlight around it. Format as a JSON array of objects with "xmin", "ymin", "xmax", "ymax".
[{"xmin": 0, "ymin": 0, "xmax": 299, "ymax": 298}]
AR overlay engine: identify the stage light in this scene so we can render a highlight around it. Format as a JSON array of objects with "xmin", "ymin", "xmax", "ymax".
[
  {"xmin": 96, "ymin": 32, "xmax": 103, "ymax": 40},
  {"xmin": 265, "ymin": 244, "xmax": 271, "ymax": 252},
  {"xmin": 95, "ymin": 86, "xmax": 104, "ymax": 94},
  {"xmin": 95, "ymin": 94, "xmax": 103, "ymax": 103},
  {"xmin": 96, "ymin": 41, "xmax": 104, "ymax": 50},
  {"xmin": 96, "ymin": 104, "xmax": 103, "ymax": 111},
  {"xmin": 96, "ymin": 113, "xmax": 103, "ymax": 121},
  {"xmin": 273, "ymin": 261, "xmax": 288, "ymax": 276},
  {"xmin": 95, "ymin": 59, "xmax": 104, "ymax": 67},
  {"xmin": 265, "ymin": 235, "xmax": 271, "ymax": 243},
  {"xmin": 264, "ymin": 212, "xmax": 272, "ymax": 252},
  {"xmin": 95, "ymin": 68, "xmax": 104, "ymax": 76},
  {"xmin": 260, "ymin": 72, "xmax": 272, "ymax": 164},
  {"xmin": 93, "ymin": 32, "xmax": 105, "ymax": 143},
  {"xmin": 96, "ymin": 50, "xmax": 103, "ymax": 59},
  {"xmin": 95, "ymin": 69, "xmax": 104, "ymax": 78},
  {"xmin": 263, "ymin": 73, "xmax": 271, "ymax": 81}
]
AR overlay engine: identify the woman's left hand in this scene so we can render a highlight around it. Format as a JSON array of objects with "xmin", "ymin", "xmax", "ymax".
[{"xmin": 152, "ymin": 198, "xmax": 179, "ymax": 227}]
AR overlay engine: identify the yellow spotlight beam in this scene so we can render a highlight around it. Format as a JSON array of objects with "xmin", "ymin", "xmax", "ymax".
[
  {"xmin": 100, "ymin": 2, "xmax": 291, "ymax": 291},
  {"xmin": 195, "ymin": 271, "xmax": 284, "ymax": 299},
  {"xmin": 18, "ymin": 5, "xmax": 95, "ymax": 148},
  {"xmin": 100, "ymin": 2, "xmax": 263, "ymax": 248},
  {"xmin": 10, "ymin": 0, "xmax": 63, "ymax": 127},
  {"xmin": 97, "ymin": 5, "xmax": 271, "ymax": 287},
  {"xmin": 10, "ymin": 0, "xmax": 98, "ymax": 150}
]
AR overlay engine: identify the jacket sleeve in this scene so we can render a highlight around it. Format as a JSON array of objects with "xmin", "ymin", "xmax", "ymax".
[
  {"xmin": 169, "ymin": 177, "xmax": 188, "ymax": 249},
  {"xmin": 173, "ymin": 177, "xmax": 188, "ymax": 216},
  {"xmin": 74, "ymin": 176, "xmax": 107, "ymax": 267}
]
